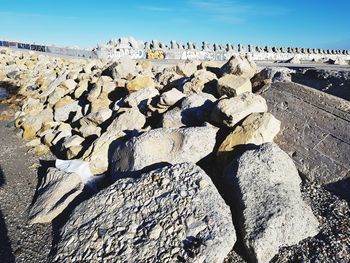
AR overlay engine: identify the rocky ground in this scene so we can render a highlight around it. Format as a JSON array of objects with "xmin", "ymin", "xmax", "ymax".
[
  {"xmin": 0, "ymin": 47, "xmax": 349, "ymax": 262},
  {"xmin": 0, "ymin": 119, "xmax": 52, "ymax": 263}
]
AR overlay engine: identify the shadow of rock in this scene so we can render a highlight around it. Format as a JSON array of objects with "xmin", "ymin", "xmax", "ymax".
[
  {"xmin": 325, "ymin": 177, "xmax": 350, "ymax": 204},
  {"xmin": 0, "ymin": 81, "xmax": 19, "ymax": 96}
]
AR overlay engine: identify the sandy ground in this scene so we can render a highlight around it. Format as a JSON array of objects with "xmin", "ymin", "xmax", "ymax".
[{"xmin": 0, "ymin": 115, "xmax": 53, "ymax": 263}]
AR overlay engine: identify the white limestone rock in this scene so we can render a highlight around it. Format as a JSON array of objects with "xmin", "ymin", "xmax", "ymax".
[
  {"xmin": 161, "ymin": 93, "xmax": 216, "ymax": 128},
  {"xmin": 217, "ymin": 74, "xmax": 252, "ymax": 97},
  {"xmin": 211, "ymin": 92, "xmax": 268, "ymax": 128},
  {"xmin": 224, "ymin": 143, "xmax": 319, "ymax": 263},
  {"xmin": 221, "ymin": 54, "xmax": 257, "ymax": 79},
  {"xmin": 83, "ymin": 108, "xmax": 146, "ymax": 175},
  {"xmin": 112, "ymin": 126, "xmax": 218, "ymax": 178},
  {"xmin": 29, "ymin": 168, "xmax": 85, "ymax": 224},
  {"xmin": 53, "ymin": 163, "xmax": 236, "ymax": 262}
]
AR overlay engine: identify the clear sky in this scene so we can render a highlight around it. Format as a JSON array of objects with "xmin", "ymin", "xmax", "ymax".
[{"xmin": 0, "ymin": 0, "xmax": 349, "ymax": 49}]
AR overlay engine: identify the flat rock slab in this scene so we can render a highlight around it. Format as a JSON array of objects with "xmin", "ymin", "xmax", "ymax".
[
  {"xmin": 53, "ymin": 163, "xmax": 236, "ymax": 263},
  {"xmin": 29, "ymin": 167, "xmax": 85, "ymax": 224},
  {"xmin": 262, "ymin": 82, "xmax": 350, "ymax": 185}
]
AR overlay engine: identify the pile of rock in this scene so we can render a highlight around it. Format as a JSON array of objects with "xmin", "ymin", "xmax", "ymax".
[{"xmin": 0, "ymin": 48, "xmax": 319, "ymax": 262}]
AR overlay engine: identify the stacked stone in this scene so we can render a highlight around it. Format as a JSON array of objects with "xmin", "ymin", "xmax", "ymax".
[{"xmin": 0, "ymin": 48, "xmax": 322, "ymax": 263}]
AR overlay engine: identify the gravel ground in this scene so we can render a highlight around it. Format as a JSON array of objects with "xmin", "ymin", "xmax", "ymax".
[
  {"xmin": 0, "ymin": 117, "xmax": 53, "ymax": 263},
  {"xmin": 272, "ymin": 182, "xmax": 350, "ymax": 263},
  {"xmin": 224, "ymin": 180, "xmax": 350, "ymax": 263}
]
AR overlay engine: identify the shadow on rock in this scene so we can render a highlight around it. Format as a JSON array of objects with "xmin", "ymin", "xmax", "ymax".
[{"xmin": 49, "ymin": 187, "xmax": 94, "ymax": 259}]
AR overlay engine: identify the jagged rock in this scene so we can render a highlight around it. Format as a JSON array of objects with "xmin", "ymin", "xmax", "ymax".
[
  {"xmin": 21, "ymin": 98, "xmax": 44, "ymax": 115},
  {"xmin": 124, "ymin": 87, "xmax": 159, "ymax": 110},
  {"xmin": 126, "ymin": 75, "xmax": 155, "ymax": 93},
  {"xmin": 21, "ymin": 116, "xmax": 43, "ymax": 140},
  {"xmin": 158, "ymin": 88, "xmax": 185, "ymax": 108},
  {"xmin": 198, "ymin": 61, "xmax": 224, "ymax": 72},
  {"xmin": 217, "ymin": 75, "xmax": 252, "ymax": 97},
  {"xmin": 90, "ymin": 98, "xmax": 112, "ymax": 113},
  {"xmin": 224, "ymin": 143, "xmax": 319, "ymax": 263},
  {"xmin": 285, "ymin": 56, "xmax": 301, "ymax": 64},
  {"xmin": 78, "ymin": 120, "xmax": 102, "ymax": 138},
  {"xmin": 211, "ymin": 93, "xmax": 268, "ymax": 127},
  {"xmin": 87, "ymin": 77, "xmax": 115, "ymax": 102},
  {"xmin": 112, "ymin": 126, "xmax": 218, "ymax": 178},
  {"xmin": 29, "ymin": 167, "xmax": 85, "ymax": 224},
  {"xmin": 220, "ymin": 54, "xmax": 257, "ymax": 79},
  {"xmin": 39, "ymin": 122, "xmax": 72, "ymax": 147},
  {"xmin": 161, "ymin": 93, "xmax": 216, "ymax": 128},
  {"xmin": 25, "ymin": 138, "xmax": 41, "ymax": 147},
  {"xmin": 83, "ymin": 108, "xmax": 146, "ymax": 175},
  {"xmin": 28, "ymin": 144, "xmax": 50, "ymax": 155},
  {"xmin": 155, "ymin": 68, "xmax": 184, "ymax": 90},
  {"xmin": 251, "ymin": 67, "xmax": 295, "ymax": 89},
  {"xmin": 45, "ymin": 84, "xmax": 63, "ymax": 103},
  {"xmin": 325, "ymin": 58, "xmax": 348, "ymax": 65},
  {"xmin": 35, "ymin": 74, "xmax": 63, "ymax": 98},
  {"xmin": 54, "ymin": 96, "xmax": 82, "ymax": 122},
  {"xmin": 53, "ymin": 163, "xmax": 236, "ymax": 262},
  {"xmin": 217, "ymin": 112, "xmax": 281, "ymax": 168},
  {"xmin": 87, "ymin": 84, "xmax": 103, "ymax": 102},
  {"xmin": 182, "ymin": 69, "xmax": 217, "ymax": 94},
  {"xmin": 74, "ymin": 79, "xmax": 88, "ymax": 98},
  {"xmin": 62, "ymin": 135, "xmax": 85, "ymax": 159},
  {"xmin": 59, "ymin": 79, "xmax": 77, "ymax": 93},
  {"xmin": 101, "ymin": 58, "xmax": 137, "ymax": 80},
  {"xmin": 83, "ymin": 108, "xmax": 113, "ymax": 126},
  {"xmin": 176, "ymin": 61, "xmax": 199, "ymax": 77}
]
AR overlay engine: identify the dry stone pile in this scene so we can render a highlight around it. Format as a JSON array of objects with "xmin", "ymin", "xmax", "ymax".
[{"xmin": 0, "ymin": 48, "xmax": 320, "ymax": 262}]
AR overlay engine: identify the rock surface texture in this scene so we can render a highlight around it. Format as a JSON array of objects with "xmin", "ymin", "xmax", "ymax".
[
  {"xmin": 224, "ymin": 143, "xmax": 319, "ymax": 263},
  {"xmin": 262, "ymin": 82, "xmax": 350, "ymax": 185},
  {"xmin": 112, "ymin": 126, "xmax": 218, "ymax": 178},
  {"xmin": 28, "ymin": 167, "xmax": 85, "ymax": 224},
  {"xmin": 53, "ymin": 163, "xmax": 236, "ymax": 263}
]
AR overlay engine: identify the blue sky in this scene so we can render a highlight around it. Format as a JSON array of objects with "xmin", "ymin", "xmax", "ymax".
[{"xmin": 0, "ymin": 0, "xmax": 349, "ymax": 49}]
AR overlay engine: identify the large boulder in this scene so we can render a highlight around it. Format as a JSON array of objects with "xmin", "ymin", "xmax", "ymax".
[
  {"xmin": 20, "ymin": 116, "xmax": 44, "ymax": 140},
  {"xmin": 152, "ymin": 88, "xmax": 186, "ymax": 114},
  {"xmin": 217, "ymin": 112, "xmax": 281, "ymax": 167},
  {"xmin": 83, "ymin": 108, "xmax": 146, "ymax": 175},
  {"xmin": 251, "ymin": 67, "xmax": 295, "ymax": 90},
  {"xmin": 224, "ymin": 143, "xmax": 319, "ymax": 263},
  {"xmin": 112, "ymin": 126, "xmax": 218, "ymax": 178},
  {"xmin": 103, "ymin": 58, "xmax": 138, "ymax": 80},
  {"xmin": 54, "ymin": 96, "xmax": 82, "ymax": 122},
  {"xmin": 211, "ymin": 93, "xmax": 267, "ymax": 128},
  {"xmin": 182, "ymin": 69, "xmax": 217, "ymax": 95},
  {"xmin": 126, "ymin": 75, "xmax": 155, "ymax": 93},
  {"xmin": 29, "ymin": 167, "xmax": 86, "ymax": 224},
  {"xmin": 124, "ymin": 86, "xmax": 159, "ymax": 110},
  {"xmin": 161, "ymin": 93, "xmax": 216, "ymax": 128},
  {"xmin": 217, "ymin": 74, "xmax": 252, "ymax": 97},
  {"xmin": 53, "ymin": 163, "xmax": 236, "ymax": 262},
  {"xmin": 220, "ymin": 54, "xmax": 257, "ymax": 79},
  {"xmin": 176, "ymin": 61, "xmax": 199, "ymax": 77},
  {"xmin": 61, "ymin": 135, "xmax": 85, "ymax": 159}
]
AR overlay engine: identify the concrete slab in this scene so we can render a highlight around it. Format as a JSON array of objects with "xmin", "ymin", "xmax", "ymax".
[{"xmin": 262, "ymin": 82, "xmax": 350, "ymax": 185}]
